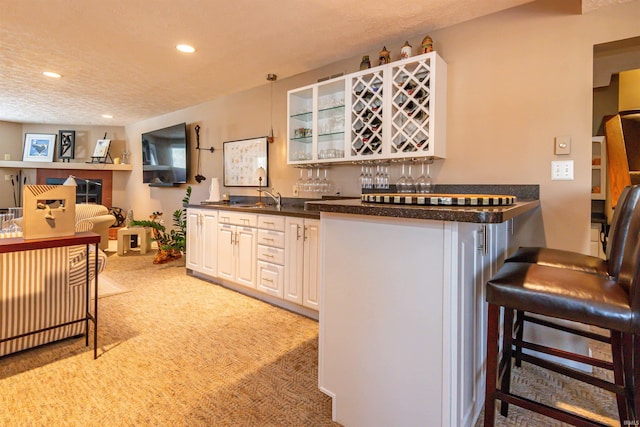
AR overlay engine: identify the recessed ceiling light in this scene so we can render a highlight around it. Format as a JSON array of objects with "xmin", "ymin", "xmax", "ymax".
[
  {"xmin": 43, "ymin": 71, "xmax": 62, "ymax": 78},
  {"xmin": 102, "ymin": 114, "xmax": 113, "ymax": 119},
  {"xmin": 176, "ymin": 44, "xmax": 195, "ymax": 53}
]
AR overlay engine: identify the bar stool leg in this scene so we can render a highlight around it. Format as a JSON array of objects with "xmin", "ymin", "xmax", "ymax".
[
  {"xmin": 622, "ymin": 332, "xmax": 636, "ymax": 421},
  {"xmin": 514, "ymin": 310, "xmax": 524, "ymax": 368},
  {"xmin": 484, "ymin": 303, "xmax": 500, "ymax": 427},
  {"xmin": 499, "ymin": 308, "xmax": 515, "ymax": 417},
  {"xmin": 611, "ymin": 331, "xmax": 630, "ymax": 422}
]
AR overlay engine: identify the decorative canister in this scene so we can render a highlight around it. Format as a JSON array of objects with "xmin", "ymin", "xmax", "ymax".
[
  {"xmin": 421, "ymin": 35, "xmax": 434, "ymax": 53},
  {"xmin": 400, "ymin": 41, "xmax": 412, "ymax": 59},
  {"xmin": 378, "ymin": 46, "xmax": 390, "ymax": 65},
  {"xmin": 359, "ymin": 55, "xmax": 371, "ymax": 70}
]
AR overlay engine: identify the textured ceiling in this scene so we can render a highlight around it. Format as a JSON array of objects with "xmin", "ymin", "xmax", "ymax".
[{"xmin": 0, "ymin": 0, "xmax": 626, "ymax": 126}]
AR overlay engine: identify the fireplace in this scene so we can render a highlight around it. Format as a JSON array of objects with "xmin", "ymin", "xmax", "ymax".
[
  {"xmin": 45, "ymin": 178, "xmax": 103, "ymax": 204},
  {"xmin": 36, "ymin": 169, "xmax": 113, "ymax": 207}
]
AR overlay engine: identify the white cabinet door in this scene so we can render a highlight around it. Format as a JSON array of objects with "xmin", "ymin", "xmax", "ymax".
[
  {"xmin": 201, "ymin": 210, "xmax": 218, "ymax": 276},
  {"xmin": 186, "ymin": 209, "xmax": 202, "ymax": 271},
  {"xmin": 302, "ymin": 219, "xmax": 320, "ymax": 310},
  {"xmin": 452, "ymin": 222, "xmax": 505, "ymax": 427},
  {"xmin": 284, "ymin": 217, "xmax": 304, "ymax": 304},
  {"xmin": 235, "ymin": 226, "xmax": 257, "ymax": 288},
  {"xmin": 217, "ymin": 223, "xmax": 235, "ymax": 281},
  {"xmin": 186, "ymin": 208, "xmax": 218, "ymax": 277}
]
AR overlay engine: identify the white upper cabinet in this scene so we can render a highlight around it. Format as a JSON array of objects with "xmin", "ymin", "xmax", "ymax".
[
  {"xmin": 287, "ymin": 51, "xmax": 447, "ymax": 164},
  {"xmin": 287, "ymin": 78, "xmax": 347, "ymax": 165}
]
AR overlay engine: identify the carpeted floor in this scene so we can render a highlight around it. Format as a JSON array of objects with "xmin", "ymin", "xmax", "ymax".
[
  {"xmin": 0, "ymin": 245, "xmax": 622, "ymax": 426},
  {"xmin": 0, "ymin": 249, "xmax": 337, "ymax": 426}
]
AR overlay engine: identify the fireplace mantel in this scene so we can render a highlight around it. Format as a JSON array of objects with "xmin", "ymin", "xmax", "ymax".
[{"xmin": 0, "ymin": 160, "xmax": 132, "ymax": 171}]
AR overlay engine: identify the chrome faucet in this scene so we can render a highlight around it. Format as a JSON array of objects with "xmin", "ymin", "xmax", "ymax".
[{"xmin": 258, "ymin": 187, "xmax": 281, "ymax": 209}]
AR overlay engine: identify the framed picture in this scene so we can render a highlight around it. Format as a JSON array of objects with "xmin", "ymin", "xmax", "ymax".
[
  {"xmin": 57, "ymin": 130, "xmax": 75, "ymax": 160},
  {"xmin": 92, "ymin": 139, "xmax": 111, "ymax": 158},
  {"xmin": 23, "ymin": 133, "xmax": 56, "ymax": 162},
  {"xmin": 223, "ymin": 136, "xmax": 268, "ymax": 187}
]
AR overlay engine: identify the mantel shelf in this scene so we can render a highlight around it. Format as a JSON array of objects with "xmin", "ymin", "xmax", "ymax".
[{"xmin": 0, "ymin": 160, "xmax": 132, "ymax": 171}]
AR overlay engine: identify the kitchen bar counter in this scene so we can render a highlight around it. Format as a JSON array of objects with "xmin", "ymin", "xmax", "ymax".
[
  {"xmin": 306, "ymin": 197, "xmax": 539, "ymax": 223},
  {"xmin": 316, "ymin": 184, "xmax": 541, "ymax": 427}
]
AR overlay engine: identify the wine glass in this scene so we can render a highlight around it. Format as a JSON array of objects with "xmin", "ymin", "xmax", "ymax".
[
  {"xmin": 416, "ymin": 160, "xmax": 434, "ymax": 193},
  {"xmin": 396, "ymin": 162, "xmax": 414, "ymax": 193},
  {"xmin": 321, "ymin": 169, "xmax": 333, "ymax": 193},
  {"xmin": 296, "ymin": 168, "xmax": 305, "ymax": 194}
]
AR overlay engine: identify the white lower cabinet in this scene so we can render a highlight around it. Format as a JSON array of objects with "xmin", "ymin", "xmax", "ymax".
[
  {"xmin": 186, "ymin": 208, "xmax": 218, "ymax": 277},
  {"xmin": 217, "ymin": 216, "xmax": 257, "ymax": 289},
  {"xmin": 284, "ymin": 217, "xmax": 320, "ymax": 310},
  {"xmin": 189, "ymin": 209, "xmax": 320, "ymax": 314},
  {"xmin": 452, "ymin": 222, "xmax": 506, "ymax": 426},
  {"xmin": 256, "ymin": 215, "xmax": 286, "ymax": 298}
]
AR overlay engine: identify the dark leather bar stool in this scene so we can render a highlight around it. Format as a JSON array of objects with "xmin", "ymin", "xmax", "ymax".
[
  {"xmin": 483, "ymin": 215, "xmax": 640, "ymax": 425},
  {"xmin": 504, "ymin": 185, "xmax": 640, "ymax": 370}
]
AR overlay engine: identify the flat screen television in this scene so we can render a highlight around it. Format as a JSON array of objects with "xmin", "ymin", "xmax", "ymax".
[{"xmin": 142, "ymin": 123, "xmax": 189, "ymax": 185}]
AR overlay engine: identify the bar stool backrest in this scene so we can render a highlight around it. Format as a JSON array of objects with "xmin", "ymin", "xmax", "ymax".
[{"xmin": 607, "ymin": 185, "xmax": 640, "ymax": 284}]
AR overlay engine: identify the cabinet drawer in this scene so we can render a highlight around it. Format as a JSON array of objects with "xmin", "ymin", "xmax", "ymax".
[
  {"xmin": 257, "ymin": 244, "xmax": 285, "ymax": 265},
  {"xmin": 257, "ymin": 229, "xmax": 285, "ymax": 248},
  {"xmin": 218, "ymin": 211, "xmax": 257, "ymax": 227},
  {"xmin": 257, "ymin": 261, "xmax": 284, "ymax": 298},
  {"xmin": 258, "ymin": 215, "xmax": 285, "ymax": 231}
]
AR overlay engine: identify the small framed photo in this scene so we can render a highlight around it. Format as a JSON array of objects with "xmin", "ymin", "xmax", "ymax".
[
  {"xmin": 57, "ymin": 130, "xmax": 75, "ymax": 160},
  {"xmin": 92, "ymin": 139, "xmax": 111, "ymax": 158},
  {"xmin": 23, "ymin": 133, "xmax": 56, "ymax": 162}
]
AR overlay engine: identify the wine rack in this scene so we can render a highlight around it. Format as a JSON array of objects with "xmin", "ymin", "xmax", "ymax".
[
  {"xmin": 390, "ymin": 56, "xmax": 433, "ymax": 155},
  {"xmin": 350, "ymin": 69, "xmax": 384, "ymax": 157},
  {"xmin": 286, "ymin": 51, "xmax": 447, "ymax": 164}
]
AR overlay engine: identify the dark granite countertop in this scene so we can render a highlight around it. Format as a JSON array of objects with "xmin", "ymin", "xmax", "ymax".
[
  {"xmin": 305, "ymin": 198, "xmax": 539, "ymax": 223},
  {"xmin": 306, "ymin": 185, "xmax": 541, "ymax": 224},
  {"xmin": 186, "ymin": 198, "xmax": 320, "ymax": 219}
]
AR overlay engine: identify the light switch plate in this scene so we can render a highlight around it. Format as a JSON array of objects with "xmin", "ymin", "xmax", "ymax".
[
  {"xmin": 554, "ymin": 136, "xmax": 571, "ymax": 155},
  {"xmin": 551, "ymin": 160, "xmax": 574, "ymax": 180}
]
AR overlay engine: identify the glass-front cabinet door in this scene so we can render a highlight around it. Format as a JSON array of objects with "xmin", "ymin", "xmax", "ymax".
[
  {"xmin": 288, "ymin": 86, "xmax": 314, "ymax": 163},
  {"xmin": 316, "ymin": 79, "xmax": 346, "ymax": 161},
  {"xmin": 287, "ymin": 78, "xmax": 347, "ymax": 165}
]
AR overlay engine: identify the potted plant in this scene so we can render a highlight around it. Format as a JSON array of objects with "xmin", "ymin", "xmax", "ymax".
[{"xmin": 130, "ymin": 186, "xmax": 191, "ymax": 264}]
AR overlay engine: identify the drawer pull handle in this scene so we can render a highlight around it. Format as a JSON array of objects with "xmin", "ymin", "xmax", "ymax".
[
  {"xmin": 262, "ymin": 278, "xmax": 274, "ymax": 283},
  {"xmin": 264, "ymin": 254, "xmax": 274, "ymax": 258}
]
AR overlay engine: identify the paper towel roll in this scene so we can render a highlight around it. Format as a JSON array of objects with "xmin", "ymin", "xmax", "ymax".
[{"xmin": 208, "ymin": 178, "xmax": 221, "ymax": 202}]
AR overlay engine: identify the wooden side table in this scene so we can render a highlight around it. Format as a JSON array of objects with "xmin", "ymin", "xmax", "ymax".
[{"xmin": 117, "ymin": 227, "xmax": 152, "ymax": 255}]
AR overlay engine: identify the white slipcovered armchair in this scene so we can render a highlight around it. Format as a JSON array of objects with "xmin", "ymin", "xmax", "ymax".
[{"xmin": 75, "ymin": 204, "xmax": 116, "ymax": 250}]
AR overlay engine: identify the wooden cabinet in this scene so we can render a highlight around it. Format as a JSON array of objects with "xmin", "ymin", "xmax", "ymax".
[
  {"xmin": 186, "ymin": 208, "xmax": 218, "ymax": 277},
  {"xmin": 216, "ymin": 212, "xmax": 257, "ymax": 289},
  {"xmin": 284, "ymin": 217, "xmax": 320, "ymax": 310},
  {"xmin": 287, "ymin": 51, "xmax": 447, "ymax": 165},
  {"xmin": 592, "ymin": 136, "xmax": 607, "ymax": 200}
]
